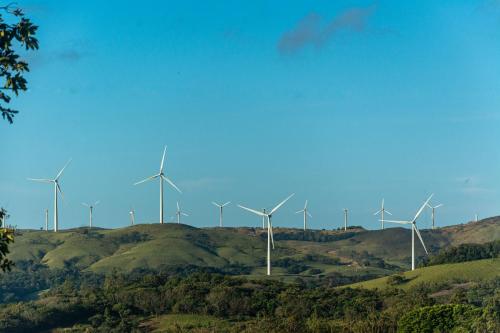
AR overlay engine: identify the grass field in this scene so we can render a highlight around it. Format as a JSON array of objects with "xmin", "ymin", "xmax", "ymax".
[
  {"xmin": 143, "ymin": 314, "xmax": 231, "ymax": 332},
  {"xmin": 347, "ymin": 258, "xmax": 500, "ymax": 290}
]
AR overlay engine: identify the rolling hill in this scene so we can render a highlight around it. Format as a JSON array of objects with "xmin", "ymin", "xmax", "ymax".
[
  {"xmin": 7, "ymin": 217, "xmax": 500, "ymax": 278},
  {"xmin": 347, "ymin": 258, "xmax": 500, "ymax": 290}
]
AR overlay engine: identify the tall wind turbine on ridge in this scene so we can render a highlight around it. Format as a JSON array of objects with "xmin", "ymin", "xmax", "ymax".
[
  {"xmin": 343, "ymin": 208, "xmax": 348, "ymax": 231},
  {"xmin": 27, "ymin": 159, "xmax": 71, "ymax": 232},
  {"xmin": 382, "ymin": 194, "xmax": 433, "ymax": 271},
  {"xmin": 295, "ymin": 200, "xmax": 312, "ymax": 230},
  {"xmin": 45, "ymin": 209, "xmax": 49, "ymax": 231},
  {"xmin": 374, "ymin": 199, "xmax": 392, "ymax": 230},
  {"xmin": 212, "ymin": 201, "xmax": 230, "ymax": 227},
  {"xmin": 129, "ymin": 207, "xmax": 135, "ymax": 225},
  {"xmin": 426, "ymin": 201, "xmax": 443, "ymax": 229},
  {"xmin": 238, "ymin": 193, "xmax": 294, "ymax": 276},
  {"xmin": 134, "ymin": 146, "xmax": 181, "ymax": 224},
  {"xmin": 82, "ymin": 201, "xmax": 99, "ymax": 228},
  {"xmin": 175, "ymin": 201, "xmax": 189, "ymax": 224}
]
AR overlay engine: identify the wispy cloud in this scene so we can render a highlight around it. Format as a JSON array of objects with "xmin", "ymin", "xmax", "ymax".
[
  {"xmin": 455, "ymin": 176, "xmax": 495, "ymax": 195},
  {"xmin": 278, "ymin": 4, "xmax": 376, "ymax": 55}
]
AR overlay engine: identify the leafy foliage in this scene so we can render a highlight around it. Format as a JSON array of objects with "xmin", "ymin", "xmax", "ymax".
[
  {"xmin": 0, "ymin": 3, "xmax": 38, "ymax": 123},
  {"xmin": 0, "ymin": 208, "xmax": 14, "ymax": 272},
  {"xmin": 426, "ymin": 240, "xmax": 500, "ymax": 266}
]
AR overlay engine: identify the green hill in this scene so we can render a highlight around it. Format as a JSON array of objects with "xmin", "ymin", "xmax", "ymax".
[
  {"xmin": 7, "ymin": 218, "xmax": 500, "ymax": 277},
  {"xmin": 347, "ymin": 258, "xmax": 500, "ymax": 290}
]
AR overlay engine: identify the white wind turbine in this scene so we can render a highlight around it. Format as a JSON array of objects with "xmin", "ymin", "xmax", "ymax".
[
  {"xmin": 383, "ymin": 194, "xmax": 433, "ymax": 271},
  {"xmin": 134, "ymin": 146, "xmax": 181, "ymax": 224},
  {"xmin": 45, "ymin": 209, "xmax": 49, "ymax": 231},
  {"xmin": 28, "ymin": 159, "xmax": 71, "ymax": 232},
  {"xmin": 295, "ymin": 200, "xmax": 312, "ymax": 230},
  {"xmin": 343, "ymin": 208, "xmax": 348, "ymax": 231},
  {"xmin": 212, "ymin": 201, "xmax": 230, "ymax": 227},
  {"xmin": 238, "ymin": 193, "xmax": 294, "ymax": 276},
  {"xmin": 175, "ymin": 201, "xmax": 189, "ymax": 224},
  {"xmin": 374, "ymin": 199, "xmax": 392, "ymax": 230},
  {"xmin": 426, "ymin": 202, "xmax": 443, "ymax": 229},
  {"xmin": 129, "ymin": 207, "xmax": 135, "ymax": 225},
  {"xmin": 82, "ymin": 201, "xmax": 99, "ymax": 228}
]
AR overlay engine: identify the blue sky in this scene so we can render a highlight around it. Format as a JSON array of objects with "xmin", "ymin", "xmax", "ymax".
[{"xmin": 1, "ymin": 0, "xmax": 500, "ymax": 230}]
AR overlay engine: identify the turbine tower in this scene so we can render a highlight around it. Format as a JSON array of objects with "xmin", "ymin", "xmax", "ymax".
[
  {"xmin": 212, "ymin": 201, "xmax": 230, "ymax": 227},
  {"xmin": 383, "ymin": 194, "xmax": 433, "ymax": 271},
  {"xmin": 28, "ymin": 159, "xmax": 71, "ymax": 232},
  {"xmin": 134, "ymin": 146, "xmax": 181, "ymax": 224},
  {"xmin": 175, "ymin": 201, "xmax": 189, "ymax": 224},
  {"xmin": 129, "ymin": 207, "xmax": 135, "ymax": 225},
  {"xmin": 374, "ymin": 199, "xmax": 392, "ymax": 230},
  {"xmin": 45, "ymin": 209, "xmax": 49, "ymax": 231},
  {"xmin": 295, "ymin": 200, "xmax": 312, "ymax": 230},
  {"xmin": 426, "ymin": 202, "xmax": 443, "ymax": 229},
  {"xmin": 475, "ymin": 214, "xmax": 478, "ymax": 223},
  {"xmin": 238, "ymin": 193, "xmax": 294, "ymax": 276},
  {"xmin": 343, "ymin": 208, "xmax": 348, "ymax": 231},
  {"xmin": 82, "ymin": 201, "xmax": 99, "ymax": 228}
]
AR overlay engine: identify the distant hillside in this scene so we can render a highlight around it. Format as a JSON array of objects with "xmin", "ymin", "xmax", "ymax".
[
  {"xmin": 8, "ymin": 218, "xmax": 500, "ymax": 277},
  {"xmin": 347, "ymin": 258, "xmax": 500, "ymax": 290}
]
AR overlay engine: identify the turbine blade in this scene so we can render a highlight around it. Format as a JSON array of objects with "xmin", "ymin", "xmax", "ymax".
[
  {"xmin": 160, "ymin": 145, "xmax": 167, "ymax": 172},
  {"xmin": 212, "ymin": 202, "xmax": 220, "ymax": 207},
  {"xmin": 373, "ymin": 209, "xmax": 381, "ymax": 216},
  {"xmin": 162, "ymin": 175, "xmax": 182, "ymax": 194},
  {"xmin": 295, "ymin": 210, "xmax": 304, "ymax": 214},
  {"xmin": 383, "ymin": 220, "xmax": 412, "ymax": 225},
  {"xmin": 435, "ymin": 204, "xmax": 443, "ymax": 209},
  {"xmin": 56, "ymin": 183, "xmax": 64, "ymax": 201},
  {"xmin": 307, "ymin": 212, "xmax": 312, "ymax": 218},
  {"xmin": 270, "ymin": 193, "xmax": 295, "ymax": 215},
  {"xmin": 385, "ymin": 210, "xmax": 393, "ymax": 215},
  {"xmin": 413, "ymin": 194, "xmax": 434, "ymax": 222},
  {"xmin": 27, "ymin": 178, "xmax": 53, "ymax": 183},
  {"xmin": 134, "ymin": 174, "xmax": 158, "ymax": 185},
  {"xmin": 413, "ymin": 224, "xmax": 428, "ymax": 255},
  {"xmin": 82, "ymin": 202, "xmax": 89, "ymax": 207},
  {"xmin": 222, "ymin": 201, "xmax": 231, "ymax": 207},
  {"xmin": 382, "ymin": 198, "xmax": 384, "ymax": 207},
  {"xmin": 238, "ymin": 205, "xmax": 266, "ymax": 217},
  {"xmin": 55, "ymin": 158, "xmax": 72, "ymax": 180},
  {"xmin": 177, "ymin": 201, "xmax": 180, "ymax": 211},
  {"xmin": 304, "ymin": 200, "xmax": 308, "ymax": 209},
  {"xmin": 269, "ymin": 218, "xmax": 275, "ymax": 250},
  {"xmin": 94, "ymin": 201, "xmax": 100, "ymax": 206},
  {"xmin": 182, "ymin": 212, "xmax": 189, "ymax": 217}
]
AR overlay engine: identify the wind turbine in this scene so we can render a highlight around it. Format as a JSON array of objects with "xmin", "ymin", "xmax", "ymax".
[
  {"xmin": 134, "ymin": 146, "xmax": 181, "ymax": 224},
  {"xmin": 383, "ymin": 194, "xmax": 433, "ymax": 271},
  {"xmin": 238, "ymin": 193, "xmax": 294, "ymax": 276},
  {"xmin": 212, "ymin": 201, "xmax": 230, "ymax": 227},
  {"xmin": 295, "ymin": 200, "xmax": 312, "ymax": 230},
  {"xmin": 374, "ymin": 199, "xmax": 392, "ymax": 230},
  {"xmin": 175, "ymin": 201, "xmax": 189, "ymax": 224},
  {"xmin": 343, "ymin": 208, "xmax": 348, "ymax": 231},
  {"xmin": 27, "ymin": 159, "xmax": 71, "ymax": 232},
  {"xmin": 82, "ymin": 201, "xmax": 99, "ymax": 228},
  {"xmin": 426, "ymin": 202, "xmax": 443, "ymax": 229},
  {"xmin": 129, "ymin": 207, "xmax": 135, "ymax": 225},
  {"xmin": 45, "ymin": 209, "xmax": 49, "ymax": 231}
]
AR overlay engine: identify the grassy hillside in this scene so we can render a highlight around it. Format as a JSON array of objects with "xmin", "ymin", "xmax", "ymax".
[
  {"xmin": 7, "ymin": 218, "xmax": 500, "ymax": 277},
  {"xmin": 348, "ymin": 258, "xmax": 500, "ymax": 290}
]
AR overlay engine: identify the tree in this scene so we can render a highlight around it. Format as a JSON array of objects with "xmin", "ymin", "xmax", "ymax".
[
  {"xmin": 0, "ymin": 2, "xmax": 38, "ymax": 124},
  {"xmin": 0, "ymin": 207, "xmax": 14, "ymax": 272}
]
